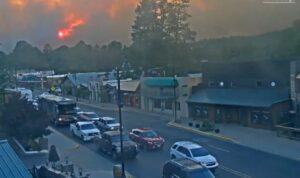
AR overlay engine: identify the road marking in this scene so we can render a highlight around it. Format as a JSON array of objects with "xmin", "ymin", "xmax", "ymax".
[
  {"xmin": 219, "ymin": 165, "xmax": 253, "ymax": 178},
  {"xmin": 208, "ymin": 144, "xmax": 230, "ymax": 153}
]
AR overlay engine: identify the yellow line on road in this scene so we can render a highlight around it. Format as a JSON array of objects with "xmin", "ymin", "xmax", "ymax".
[{"xmin": 219, "ymin": 165, "xmax": 253, "ymax": 178}]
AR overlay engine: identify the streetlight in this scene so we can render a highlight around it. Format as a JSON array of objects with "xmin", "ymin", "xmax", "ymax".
[{"xmin": 116, "ymin": 68, "xmax": 125, "ymax": 178}]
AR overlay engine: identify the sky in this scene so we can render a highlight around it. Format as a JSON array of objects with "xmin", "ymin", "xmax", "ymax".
[{"xmin": 0, "ymin": 0, "xmax": 300, "ymax": 52}]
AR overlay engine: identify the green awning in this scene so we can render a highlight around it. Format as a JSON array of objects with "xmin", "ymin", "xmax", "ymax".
[{"xmin": 144, "ymin": 78, "xmax": 178, "ymax": 87}]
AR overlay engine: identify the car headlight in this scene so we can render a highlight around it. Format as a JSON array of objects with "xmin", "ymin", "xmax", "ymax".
[
  {"xmin": 110, "ymin": 127, "xmax": 115, "ymax": 130},
  {"xmin": 58, "ymin": 118, "xmax": 62, "ymax": 121}
]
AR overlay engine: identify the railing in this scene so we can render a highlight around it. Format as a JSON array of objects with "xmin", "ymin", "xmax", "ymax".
[{"xmin": 275, "ymin": 122, "xmax": 300, "ymax": 141}]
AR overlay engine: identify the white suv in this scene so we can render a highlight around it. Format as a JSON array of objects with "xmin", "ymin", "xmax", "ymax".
[{"xmin": 170, "ymin": 141, "xmax": 218, "ymax": 171}]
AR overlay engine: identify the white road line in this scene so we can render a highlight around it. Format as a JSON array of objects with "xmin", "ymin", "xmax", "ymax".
[
  {"xmin": 208, "ymin": 144, "xmax": 230, "ymax": 153},
  {"xmin": 219, "ymin": 165, "xmax": 253, "ymax": 178}
]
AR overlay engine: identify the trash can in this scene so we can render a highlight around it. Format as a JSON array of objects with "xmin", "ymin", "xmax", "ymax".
[{"xmin": 113, "ymin": 164, "xmax": 125, "ymax": 178}]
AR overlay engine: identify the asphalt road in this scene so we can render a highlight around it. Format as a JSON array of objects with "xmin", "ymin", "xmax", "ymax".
[{"xmin": 55, "ymin": 104, "xmax": 300, "ymax": 178}]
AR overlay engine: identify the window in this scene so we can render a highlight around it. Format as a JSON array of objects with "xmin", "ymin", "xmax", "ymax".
[
  {"xmin": 177, "ymin": 102, "xmax": 180, "ymax": 110},
  {"xmin": 177, "ymin": 146, "xmax": 191, "ymax": 157},
  {"xmin": 154, "ymin": 99, "xmax": 161, "ymax": 108},
  {"xmin": 165, "ymin": 100, "xmax": 173, "ymax": 110},
  {"xmin": 190, "ymin": 148, "xmax": 209, "ymax": 157},
  {"xmin": 230, "ymin": 81, "xmax": 236, "ymax": 88},
  {"xmin": 208, "ymin": 81, "xmax": 215, "ymax": 87},
  {"xmin": 256, "ymin": 81, "xmax": 262, "ymax": 88},
  {"xmin": 133, "ymin": 130, "xmax": 140, "ymax": 136},
  {"xmin": 172, "ymin": 144, "xmax": 178, "ymax": 149}
]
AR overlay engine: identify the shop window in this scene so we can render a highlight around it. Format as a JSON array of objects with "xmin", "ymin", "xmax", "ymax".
[
  {"xmin": 154, "ymin": 100, "xmax": 161, "ymax": 108},
  {"xmin": 230, "ymin": 82, "xmax": 236, "ymax": 88},
  {"xmin": 208, "ymin": 81, "xmax": 215, "ymax": 87},
  {"xmin": 165, "ymin": 100, "xmax": 173, "ymax": 110},
  {"xmin": 256, "ymin": 81, "xmax": 263, "ymax": 88},
  {"xmin": 177, "ymin": 102, "xmax": 181, "ymax": 110}
]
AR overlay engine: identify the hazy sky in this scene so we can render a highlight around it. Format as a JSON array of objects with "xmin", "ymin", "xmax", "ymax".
[{"xmin": 0, "ymin": 0, "xmax": 300, "ymax": 52}]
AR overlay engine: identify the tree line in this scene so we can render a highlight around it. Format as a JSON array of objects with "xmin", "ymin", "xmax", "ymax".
[{"xmin": 0, "ymin": 0, "xmax": 300, "ymax": 75}]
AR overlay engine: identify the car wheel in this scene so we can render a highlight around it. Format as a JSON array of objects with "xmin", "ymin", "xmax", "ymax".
[
  {"xmin": 81, "ymin": 135, "xmax": 85, "ymax": 141},
  {"xmin": 171, "ymin": 154, "xmax": 176, "ymax": 159}
]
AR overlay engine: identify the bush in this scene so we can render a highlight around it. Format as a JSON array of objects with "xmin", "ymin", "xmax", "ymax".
[{"xmin": 200, "ymin": 120, "xmax": 215, "ymax": 132}]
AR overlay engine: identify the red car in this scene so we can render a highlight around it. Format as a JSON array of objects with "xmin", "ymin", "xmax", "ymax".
[{"xmin": 129, "ymin": 128, "xmax": 165, "ymax": 150}]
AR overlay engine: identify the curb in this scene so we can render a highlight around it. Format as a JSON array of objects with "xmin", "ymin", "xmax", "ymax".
[
  {"xmin": 167, "ymin": 122, "xmax": 240, "ymax": 144},
  {"xmin": 13, "ymin": 137, "xmax": 48, "ymax": 155}
]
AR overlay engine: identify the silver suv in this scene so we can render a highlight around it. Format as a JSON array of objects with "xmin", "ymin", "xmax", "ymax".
[{"xmin": 170, "ymin": 141, "xmax": 218, "ymax": 172}]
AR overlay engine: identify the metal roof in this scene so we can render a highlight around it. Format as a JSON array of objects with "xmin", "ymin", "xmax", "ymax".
[
  {"xmin": 0, "ymin": 140, "xmax": 33, "ymax": 178},
  {"xmin": 187, "ymin": 88, "xmax": 290, "ymax": 107},
  {"xmin": 118, "ymin": 80, "xmax": 140, "ymax": 92}
]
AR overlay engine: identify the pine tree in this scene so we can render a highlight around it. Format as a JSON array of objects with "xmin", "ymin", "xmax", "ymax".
[{"xmin": 165, "ymin": 0, "xmax": 196, "ymax": 44}]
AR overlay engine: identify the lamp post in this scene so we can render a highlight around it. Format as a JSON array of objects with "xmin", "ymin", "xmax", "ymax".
[{"xmin": 116, "ymin": 68, "xmax": 125, "ymax": 178}]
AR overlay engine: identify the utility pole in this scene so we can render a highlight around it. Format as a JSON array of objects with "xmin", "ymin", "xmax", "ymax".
[{"xmin": 117, "ymin": 68, "xmax": 125, "ymax": 178}]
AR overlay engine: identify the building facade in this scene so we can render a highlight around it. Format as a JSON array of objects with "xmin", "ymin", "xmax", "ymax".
[
  {"xmin": 187, "ymin": 61, "xmax": 292, "ymax": 129},
  {"xmin": 141, "ymin": 77, "xmax": 178, "ymax": 114}
]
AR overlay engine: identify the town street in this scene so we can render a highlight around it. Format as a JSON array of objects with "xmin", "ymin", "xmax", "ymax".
[{"xmin": 55, "ymin": 104, "xmax": 300, "ymax": 178}]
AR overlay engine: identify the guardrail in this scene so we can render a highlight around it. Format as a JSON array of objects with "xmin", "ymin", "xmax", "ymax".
[{"xmin": 275, "ymin": 122, "xmax": 300, "ymax": 141}]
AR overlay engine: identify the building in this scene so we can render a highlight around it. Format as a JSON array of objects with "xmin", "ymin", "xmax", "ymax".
[
  {"xmin": 62, "ymin": 72, "xmax": 104, "ymax": 100},
  {"xmin": 0, "ymin": 140, "xmax": 33, "ymax": 178},
  {"xmin": 101, "ymin": 79, "xmax": 140, "ymax": 107},
  {"xmin": 187, "ymin": 61, "xmax": 292, "ymax": 129},
  {"xmin": 176, "ymin": 75, "xmax": 202, "ymax": 119},
  {"xmin": 141, "ymin": 77, "xmax": 178, "ymax": 114},
  {"xmin": 290, "ymin": 60, "xmax": 300, "ymax": 128}
]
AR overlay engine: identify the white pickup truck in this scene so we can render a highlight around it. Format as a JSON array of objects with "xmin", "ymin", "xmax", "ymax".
[{"xmin": 70, "ymin": 121, "xmax": 100, "ymax": 141}]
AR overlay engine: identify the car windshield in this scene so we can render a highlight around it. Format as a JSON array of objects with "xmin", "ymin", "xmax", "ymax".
[
  {"xmin": 81, "ymin": 124, "xmax": 96, "ymax": 130},
  {"xmin": 85, "ymin": 113, "xmax": 98, "ymax": 118},
  {"xmin": 190, "ymin": 147, "xmax": 209, "ymax": 157},
  {"xmin": 187, "ymin": 169, "xmax": 215, "ymax": 178},
  {"xmin": 142, "ymin": 130, "xmax": 158, "ymax": 138},
  {"xmin": 107, "ymin": 119, "xmax": 117, "ymax": 124},
  {"xmin": 111, "ymin": 135, "xmax": 130, "ymax": 142}
]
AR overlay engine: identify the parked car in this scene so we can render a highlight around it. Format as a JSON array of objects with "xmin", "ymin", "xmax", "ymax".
[
  {"xmin": 95, "ymin": 117, "xmax": 120, "ymax": 132},
  {"xmin": 70, "ymin": 121, "xmax": 100, "ymax": 141},
  {"xmin": 74, "ymin": 106, "xmax": 83, "ymax": 115},
  {"xmin": 170, "ymin": 141, "xmax": 218, "ymax": 172},
  {"xmin": 162, "ymin": 158, "xmax": 215, "ymax": 178},
  {"xmin": 78, "ymin": 112, "xmax": 100, "ymax": 121},
  {"xmin": 129, "ymin": 128, "xmax": 165, "ymax": 150},
  {"xmin": 94, "ymin": 131, "xmax": 138, "ymax": 160}
]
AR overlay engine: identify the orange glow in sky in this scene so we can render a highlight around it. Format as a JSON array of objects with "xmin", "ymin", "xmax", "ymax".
[{"xmin": 58, "ymin": 15, "xmax": 84, "ymax": 40}]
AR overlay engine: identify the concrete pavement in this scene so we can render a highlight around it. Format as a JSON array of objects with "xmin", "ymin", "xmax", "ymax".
[{"xmin": 47, "ymin": 127, "xmax": 133, "ymax": 178}]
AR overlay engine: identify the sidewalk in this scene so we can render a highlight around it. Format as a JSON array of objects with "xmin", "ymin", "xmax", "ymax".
[
  {"xmin": 47, "ymin": 127, "xmax": 133, "ymax": 178},
  {"xmin": 170, "ymin": 120, "xmax": 300, "ymax": 161}
]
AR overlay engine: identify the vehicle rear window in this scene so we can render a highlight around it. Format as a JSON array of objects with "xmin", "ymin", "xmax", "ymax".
[
  {"xmin": 85, "ymin": 113, "xmax": 98, "ymax": 118},
  {"xmin": 107, "ymin": 119, "xmax": 117, "ymax": 124},
  {"xmin": 142, "ymin": 130, "xmax": 158, "ymax": 138},
  {"xmin": 81, "ymin": 124, "xmax": 96, "ymax": 130}
]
